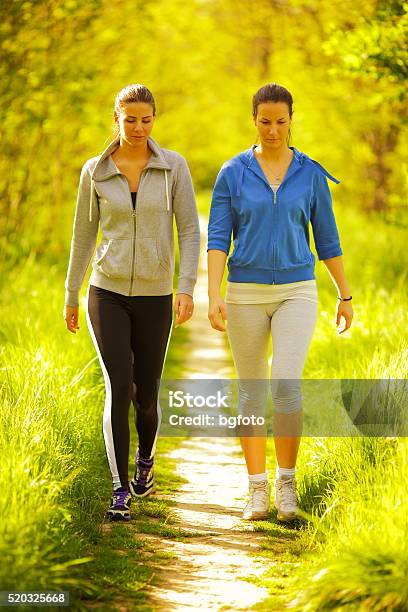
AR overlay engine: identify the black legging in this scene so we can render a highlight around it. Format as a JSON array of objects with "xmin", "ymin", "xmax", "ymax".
[{"xmin": 86, "ymin": 285, "xmax": 173, "ymax": 489}]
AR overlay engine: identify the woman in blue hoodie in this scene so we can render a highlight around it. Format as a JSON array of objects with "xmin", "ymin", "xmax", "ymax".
[{"xmin": 207, "ymin": 83, "xmax": 353, "ymax": 522}]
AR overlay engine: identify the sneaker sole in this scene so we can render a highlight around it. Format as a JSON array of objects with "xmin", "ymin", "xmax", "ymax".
[
  {"xmin": 242, "ymin": 511, "xmax": 269, "ymax": 521},
  {"xmin": 276, "ymin": 513, "xmax": 297, "ymax": 522},
  {"xmin": 129, "ymin": 482, "xmax": 156, "ymax": 498},
  {"xmin": 106, "ymin": 510, "xmax": 131, "ymax": 521},
  {"xmin": 274, "ymin": 504, "xmax": 298, "ymax": 522}
]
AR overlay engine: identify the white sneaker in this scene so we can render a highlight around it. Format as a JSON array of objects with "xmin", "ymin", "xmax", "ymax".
[
  {"xmin": 242, "ymin": 480, "xmax": 270, "ymax": 520},
  {"xmin": 274, "ymin": 477, "xmax": 298, "ymax": 522}
]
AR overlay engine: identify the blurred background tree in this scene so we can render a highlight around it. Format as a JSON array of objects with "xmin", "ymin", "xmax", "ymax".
[{"xmin": 0, "ymin": 0, "xmax": 407, "ymax": 268}]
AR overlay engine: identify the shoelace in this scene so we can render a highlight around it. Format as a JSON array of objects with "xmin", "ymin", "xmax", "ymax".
[
  {"xmin": 136, "ymin": 465, "xmax": 152, "ymax": 485},
  {"xmin": 113, "ymin": 489, "xmax": 130, "ymax": 507},
  {"xmin": 277, "ymin": 478, "xmax": 297, "ymax": 509},
  {"xmin": 250, "ymin": 481, "xmax": 269, "ymax": 509}
]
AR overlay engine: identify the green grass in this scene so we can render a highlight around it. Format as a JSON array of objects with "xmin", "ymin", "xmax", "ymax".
[
  {"xmin": 193, "ymin": 195, "xmax": 408, "ymax": 611},
  {"xmin": 194, "ymin": 191, "xmax": 408, "ymax": 610},
  {"xmin": 1, "ymin": 195, "xmax": 408, "ymax": 611},
  {"xmin": 246, "ymin": 202, "xmax": 408, "ymax": 611},
  {"xmin": 0, "ymin": 258, "xmax": 189, "ymax": 611}
]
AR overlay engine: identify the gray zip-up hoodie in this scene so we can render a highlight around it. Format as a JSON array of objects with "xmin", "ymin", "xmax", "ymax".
[{"xmin": 64, "ymin": 135, "xmax": 200, "ymax": 307}]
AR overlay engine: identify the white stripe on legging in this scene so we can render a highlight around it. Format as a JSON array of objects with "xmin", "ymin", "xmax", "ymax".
[
  {"xmin": 146, "ymin": 306, "xmax": 174, "ymax": 460},
  {"xmin": 85, "ymin": 286, "xmax": 121, "ymax": 489}
]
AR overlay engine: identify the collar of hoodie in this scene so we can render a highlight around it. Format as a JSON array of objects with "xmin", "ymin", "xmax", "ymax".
[
  {"xmin": 88, "ymin": 135, "xmax": 172, "ymax": 222},
  {"xmin": 234, "ymin": 145, "xmax": 340, "ymax": 197}
]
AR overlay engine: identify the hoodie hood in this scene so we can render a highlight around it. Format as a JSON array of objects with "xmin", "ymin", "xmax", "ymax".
[
  {"xmin": 87, "ymin": 135, "xmax": 172, "ymax": 221},
  {"xmin": 234, "ymin": 145, "xmax": 340, "ymax": 197},
  {"xmin": 91, "ymin": 135, "xmax": 171, "ymax": 181}
]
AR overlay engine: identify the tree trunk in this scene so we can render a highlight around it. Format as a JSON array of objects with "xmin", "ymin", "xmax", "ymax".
[{"xmin": 363, "ymin": 123, "xmax": 399, "ymax": 212}]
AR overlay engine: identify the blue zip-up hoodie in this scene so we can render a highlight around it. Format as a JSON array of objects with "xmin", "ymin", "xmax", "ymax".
[{"xmin": 207, "ymin": 145, "xmax": 342, "ymax": 285}]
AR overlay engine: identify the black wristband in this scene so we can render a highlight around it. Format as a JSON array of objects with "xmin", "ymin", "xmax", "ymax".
[{"xmin": 337, "ymin": 296, "xmax": 352, "ymax": 301}]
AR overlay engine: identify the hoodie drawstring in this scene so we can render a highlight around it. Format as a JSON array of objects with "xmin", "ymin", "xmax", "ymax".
[
  {"xmin": 164, "ymin": 170, "xmax": 170, "ymax": 211},
  {"xmin": 89, "ymin": 179, "xmax": 94, "ymax": 222},
  {"xmin": 236, "ymin": 165, "xmax": 245, "ymax": 197},
  {"xmin": 308, "ymin": 158, "xmax": 340, "ymax": 184}
]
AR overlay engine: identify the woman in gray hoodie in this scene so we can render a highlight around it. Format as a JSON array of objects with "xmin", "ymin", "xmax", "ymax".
[{"xmin": 64, "ymin": 84, "xmax": 200, "ymax": 521}]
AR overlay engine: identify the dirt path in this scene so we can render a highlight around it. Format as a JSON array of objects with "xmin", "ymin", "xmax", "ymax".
[
  {"xmin": 146, "ymin": 215, "xmax": 270, "ymax": 610},
  {"xmin": 147, "ymin": 438, "xmax": 269, "ymax": 611},
  {"xmin": 94, "ymin": 216, "xmax": 282, "ymax": 611}
]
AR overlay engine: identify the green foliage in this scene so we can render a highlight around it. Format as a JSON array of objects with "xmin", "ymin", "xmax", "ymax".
[
  {"xmin": 0, "ymin": 260, "xmax": 187, "ymax": 609},
  {"xmin": 325, "ymin": 0, "xmax": 408, "ymax": 86},
  {"xmin": 258, "ymin": 199, "xmax": 408, "ymax": 610},
  {"xmin": 0, "ymin": 0, "xmax": 407, "ymax": 265},
  {"xmin": 281, "ymin": 439, "xmax": 408, "ymax": 612},
  {"xmin": 1, "ymin": 2, "xmax": 408, "ymax": 608}
]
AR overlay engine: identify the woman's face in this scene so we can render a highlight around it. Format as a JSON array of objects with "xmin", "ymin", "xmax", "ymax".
[
  {"xmin": 254, "ymin": 101, "xmax": 291, "ymax": 149},
  {"xmin": 114, "ymin": 102, "xmax": 155, "ymax": 146}
]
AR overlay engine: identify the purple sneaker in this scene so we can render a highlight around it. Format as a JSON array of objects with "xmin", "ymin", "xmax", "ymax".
[
  {"xmin": 106, "ymin": 486, "xmax": 132, "ymax": 521},
  {"xmin": 129, "ymin": 451, "xmax": 155, "ymax": 498}
]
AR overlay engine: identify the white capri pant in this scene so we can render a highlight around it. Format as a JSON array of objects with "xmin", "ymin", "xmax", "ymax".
[{"xmin": 226, "ymin": 281, "xmax": 318, "ymax": 417}]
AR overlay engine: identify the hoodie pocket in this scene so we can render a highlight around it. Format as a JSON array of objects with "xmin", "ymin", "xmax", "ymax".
[
  {"xmin": 135, "ymin": 237, "xmax": 169, "ymax": 280},
  {"xmin": 277, "ymin": 230, "xmax": 312, "ymax": 269},
  {"xmin": 95, "ymin": 238, "xmax": 132, "ymax": 279},
  {"xmin": 298, "ymin": 232, "xmax": 312, "ymax": 263}
]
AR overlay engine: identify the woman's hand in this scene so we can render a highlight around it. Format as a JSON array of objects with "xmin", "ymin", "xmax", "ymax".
[
  {"xmin": 64, "ymin": 305, "xmax": 80, "ymax": 334},
  {"xmin": 336, "ymin": 300, "xmax": 353, "ymax": 334},
  {"xmin": 174, "ymin": 293, "xmax": 194, "ymax": 326},
  {"xmin": 208, "ymin": 295, "xmax": 227, "ymax": 332}
]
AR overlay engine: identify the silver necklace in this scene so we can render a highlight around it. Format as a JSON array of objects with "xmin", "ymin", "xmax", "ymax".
[
  {"xmin": 271, "ymin": 158, "xmax": 290, "ymax": 181},
  {"xmin": 256, "ymin": 147, "xmax": 288, "ymax": 181}
]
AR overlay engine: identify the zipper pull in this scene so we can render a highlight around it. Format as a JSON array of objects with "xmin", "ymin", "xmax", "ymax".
[
  {"xmin": 131, "ymin": 209, "xmax": 137, "ymax": 217},
  {"xmin": 273, "ymin": 191, "xmax": 277, "ymax": 207}
]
